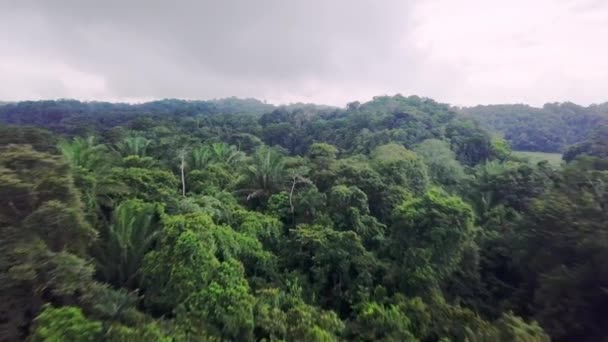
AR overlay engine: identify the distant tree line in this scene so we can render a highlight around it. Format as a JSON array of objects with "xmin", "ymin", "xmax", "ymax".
[{"xmin": 462, "ymin": 102, "xmax": 608, "ymax": 152}]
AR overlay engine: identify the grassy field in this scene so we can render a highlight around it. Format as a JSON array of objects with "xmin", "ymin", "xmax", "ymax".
[{"xmin": 512, "ymin": 151, "xmax": 563, "ymax": 167}]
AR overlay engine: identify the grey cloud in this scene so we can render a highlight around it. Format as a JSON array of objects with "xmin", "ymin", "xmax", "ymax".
[
  {"xmin": 1, "ymin": 0, "xmax": 607, "ymax": 106},
  {"xmin": 1, "ymin": 0, "xmax": 437, "ymax": 104}
]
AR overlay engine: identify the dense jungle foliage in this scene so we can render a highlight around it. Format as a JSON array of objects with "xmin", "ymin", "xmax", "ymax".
[
  {"xmin": 462, "ymin": 102, "xmax": 608, "ymax": 153},
  {"xmin": 1, "ymin": 95, "xmax": 607, "ymax": 341}
]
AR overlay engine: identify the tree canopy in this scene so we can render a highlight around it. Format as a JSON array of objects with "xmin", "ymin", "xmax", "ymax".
[{"xmin": 1, "ymin": 95, "xmax": 606, "ymax": 341}]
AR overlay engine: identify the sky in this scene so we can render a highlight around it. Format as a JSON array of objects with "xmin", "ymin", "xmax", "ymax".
[{"xmin": 1, "ymin": 0, "xmax": 607, "ymax": 107}]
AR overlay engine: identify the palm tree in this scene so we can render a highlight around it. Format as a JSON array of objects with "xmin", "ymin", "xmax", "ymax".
[
  {"xmin": 238, "ymin": 147, "xmax": 287, "ymax": 201},
  {"xmin": 209, "ymin": 142, "xmax": 245, "ymax": 167},
  {"xmin": 189, "ymin": 145, "xmax": 214, "ymax": 170},
  {"xmin": 79, "ymin": 172, "xmax": 129, "ymax": 219},
  {"xmin": 188, "ymin": 142, "xmax": 245, "ymax": 170},
  {"xmin": 92, "ymin": 199, "xmax": 161, "ymax": 289},
  {"xmin": 58, "ymin": 136, "xmax": 109, "ymax": 172},
  {"xmin": 116, "ymin": 136, "xmax": 152, "ymax": 157},
  {"xmin": 59, "ymin": 136, "xmax": 126, "ymax": 219}
]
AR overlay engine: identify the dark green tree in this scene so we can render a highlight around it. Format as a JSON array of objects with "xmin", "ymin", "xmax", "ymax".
[{"xmin": 0, "ymin": 144, "xmax": 97, "ymax": 340}]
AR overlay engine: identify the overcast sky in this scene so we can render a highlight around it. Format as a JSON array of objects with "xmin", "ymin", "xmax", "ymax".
[{"xmin": 1, "ymin": 0, "xmax": 607, "ymax": 107}]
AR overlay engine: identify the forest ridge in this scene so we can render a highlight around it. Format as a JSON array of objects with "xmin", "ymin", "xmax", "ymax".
[
  {"xmin": 1, "ymin": 94, "xmax": 607, "ymax": 341},
  {"xmin": 2, "ymin": 96, "xmax": 607, "ymax": 154}
]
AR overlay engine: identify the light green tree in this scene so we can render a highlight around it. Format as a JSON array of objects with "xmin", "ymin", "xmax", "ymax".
[{"xmin": 32, "ymin": 305, "xmax": 102, "ymax": 342}]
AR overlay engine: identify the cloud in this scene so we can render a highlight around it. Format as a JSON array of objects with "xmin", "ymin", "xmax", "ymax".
[
  {"xmin": 414, "ymin": 0, "xmax": 608, "ymax": 105},
  {"xmin": 0, "ymin": 0, "xmax": 607, "ymax": 106}
]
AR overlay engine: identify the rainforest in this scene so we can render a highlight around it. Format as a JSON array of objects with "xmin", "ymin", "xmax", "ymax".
[{"xmin": 1, "ymin": 95, "xmax": 607, "ymax": 341}]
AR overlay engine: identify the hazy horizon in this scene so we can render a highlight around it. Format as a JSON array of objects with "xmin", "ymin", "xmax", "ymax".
[{"xmin": 2, "ymin": 94, "xmax": 608, "ymax": 110}]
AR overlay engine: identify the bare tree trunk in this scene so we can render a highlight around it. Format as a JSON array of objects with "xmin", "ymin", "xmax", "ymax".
[
  {"xmin": 289, "ymin": 176, "xmax": 299, "ymax": 227},
  {"xmin": 289, "ymin": 176, "xmax": 296, "ymax": 214},
  {"xmin": 180, "ymin": 155, "xmax": 186, "ymax": 197}
]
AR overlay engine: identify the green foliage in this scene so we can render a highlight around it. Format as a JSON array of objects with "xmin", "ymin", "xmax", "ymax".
[
  {"xmin": 110, "ymin": 167, "xmax": 178, "ymax": 205},
  {"xmin": 511, "ymin": 159, "xmax": 608, "ymax": 341},
  {"xmin": 563, "ymin": 124, "xmax": 608, "ymax": 162},
  {"xmin": 494, "ymin": 312, "xmax": 550, "ymax": 342},
  {"xmin": 227, "ymin": 133, "xmax": 264, "ymax": 153},
  {"xmin": 188, "ymin": 142, "xmax": 245, "ymax": 170},
  {"xmin": 0, "ymin": 125, "xmax": 58, "ymax": 152},
  {"xmin": 333, "ymin": 155, "xmax": 394, "ymax": 220},
  {"xmin": 286, "ymin": 224, "xmax": 378, "ymax": 314},
  {"xmin": 254, "ymin": 287, "xmax": 344, "ymax": 341},
  {"xmin": 9, "ymin": 95, "xmax": 604, "ymax": 341},
  {"xmin": 104, "ymin": 322, "xmax": 172, "ymax": 342},
  {"xmin": 32, "ymin": 305, "xmax": 102, "ymax": 342},
  {"xmin": 349, "ymin": 301, "xmax": 418, "ymax": 341},
  {"xmin": 426, "ymin": 294, "xmax": 549, "ymax": 342},
  {"xmin": 490, "ymin": 137, "xmax": 512, "ymax": 161},
  {"xmin": 446, "ymin": 119, "xmax": 496, "ymax": 166},
  {"xmin": 463, "ymin": 102, "xmax": 607, "ymax": 152},
  {"xmin": 238, "ymin": 147, "xmax": 287, "ymax": 204},
  {"xmin": 0, "ymin": 143, "xmax": 97, "ymax": 340},
  {"xmin": 184, "ymin": 259, "xmax": 255, "ymax": 340},
  {"xmin": 187, "ymin": 193, "xmax": 238, "ymax": 223},
  {"xmin": 389, "ymin": 188, "xmax": 476, "ymax": 292},
  {"xmin": 91, "ymin": 199, "xmax": 163, "ymax": 288},
  {"xmin": 116, "ymin": 136, "xmax": 152, "ymax": 157},
  {"xmin": 188, "ymin": 165, "xmax": 235, "ymax": 194},
  {"xmin": 309, "ymin": 143, "xmax": 338, "ymax": 167},
  {"xmin": 267, "ymin": 191, "xmax": 292, "ymax": 222},
  {"xmin": 308, "ymin": 143, "xmax": 340, "ymax": 192},
  {"xmin": 414, "ymin": 139, "xmax": 467, "ymax": 188},
  {"xmin": 512, "ymin": 151, "xmax": 563, "ymax": 167},
  {"xmin": 327, "ymin": 185, "xmax": 385, "ymax": 244},
  {"xmin": 472, "ymin": 160, "xmax": 552, "ymax": 212},
  {"xmin": 209, "ymin": 221, "xmax": 277, "ymax": 280},
  {"xmin": 59, "ymin": 136, "xmax": 114, "ymax": 172},
  {"xmin": 142, "ymin": 214, "xmax": 221, "ymax": 314},
  {"xmin": 370, "ymin": 143, "xmax": 429, "ymax": 194},
  {"xmin": 142, "ymin": 212, "xmax": 274, "ymax": 339},
  {"xmin": 78, "ymin": 282, "xmax": 143, "ymax": 326},
  {"xmin": 121, "ymin": 155, "xmax": 158, "ymax": 168}
]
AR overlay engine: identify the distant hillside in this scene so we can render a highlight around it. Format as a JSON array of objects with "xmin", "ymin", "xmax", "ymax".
[
  {"xmin": 0, "ymin": 98, "xmax": 339, "ymax": 134},
  {"xmin": 207, "ymin": 97, "xmax": 275, "ymax": 115},
  {"xmin": 461, "ymin": 102, "xmax": 608, "ymax": 152},
  {"xmin": 0, "ymin": 98, "xmax": 275, "ymax": 136},
  {"xmin": 0, "ymin": 95, "xmax": 500, "ymax": 165},
  {"xmin": 3, "ymin": 97, "xmax": 606, "ymax": 154}
]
